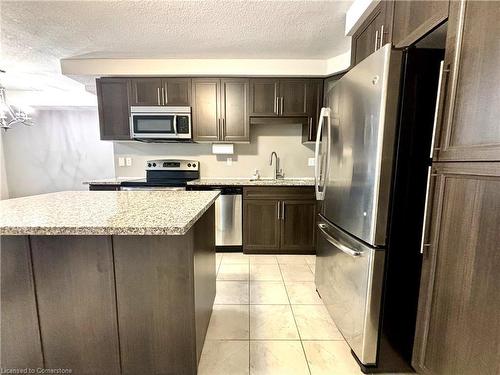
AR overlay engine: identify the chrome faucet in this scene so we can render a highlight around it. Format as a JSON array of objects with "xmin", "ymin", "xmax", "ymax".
[{"xmin": 269, "ymin": 151, "xmax": 284, "ymax": 179}]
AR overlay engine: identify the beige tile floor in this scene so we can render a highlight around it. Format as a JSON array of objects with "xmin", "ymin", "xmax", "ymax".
[{"xmin": 198, "ymin": 252, "xmax": 363, "ymax": 375}]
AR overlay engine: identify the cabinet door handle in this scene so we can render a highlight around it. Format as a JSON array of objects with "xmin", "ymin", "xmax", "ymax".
[
  {"xmin": 281, "ymin": 201, "xmax": 285, "ymax": 221},
  {"xmin": 379, "ymin": 25, "xmax": 384, "ymax": 49},
  {"xmin": 277, "ymin": 202, "xmax": 281, "ymax": 220},
  {"xmin": 221, "ymin": 118, "xmax": 225, "ymax": 140},
  {"xmin": 217, "ymin": 119, "xmax": 221, "ymax": 139},
  {"xmin": 280, "ymin": 97, "xmax": 284, "ymax": 115},
  {"xmin": 308, "ymin": 117, "xmax": 313, "ymax": 140},
  {"xmin": 275, "ymin": 96, "xmax": 279, "ymax": 115},
  {"xmin": 157, "ymin": 88, "xmax": 161, "ymax": 105},
  {"xmin": 162, "ymin": 87, "xmax": 167, "ymax": 105},
  {"xmin": 429, "ymin": 61, "xmax": 450, "ymax": 159},
  {"xmin": 374, "ymin": 30, "xmax": 379, "ymax": 52},
  {"xmin": 420, "ymin": 168, "xmax": 437, "ymax": 254}
]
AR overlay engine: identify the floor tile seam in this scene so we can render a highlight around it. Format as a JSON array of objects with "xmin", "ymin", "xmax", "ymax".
[{"xmin": 276, "ymin": 260, "xmax": 313, "ymax": 375}]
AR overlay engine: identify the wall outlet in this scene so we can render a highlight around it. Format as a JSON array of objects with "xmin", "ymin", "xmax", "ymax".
[
  {"xmin": 125, "ymin": 157, "xmax": 132, "ymax": 167},
  {"xmin": 308, "ymin": 158, "xmax": 316, "ymax": 167},
  {"xmin": 226, "ymin": 157, "xmax": 233, "ymax": 166},
  {"xmin": 118, "ymin": 157, "xmax": 125, "ymax": 167}
]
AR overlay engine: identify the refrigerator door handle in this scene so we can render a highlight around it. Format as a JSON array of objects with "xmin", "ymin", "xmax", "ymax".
[
  {"xmin": 314, "ymin": 107, "xmax": 330, "ymax": 201},
  {"xmin": 318, "ymin": 223, "xmax": 361, "ymax": 257}
]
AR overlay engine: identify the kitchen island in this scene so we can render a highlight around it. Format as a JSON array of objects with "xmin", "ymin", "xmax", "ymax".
[{"xmin": 0, "ymin": 190, "xmax": 219, "ymax": 375}]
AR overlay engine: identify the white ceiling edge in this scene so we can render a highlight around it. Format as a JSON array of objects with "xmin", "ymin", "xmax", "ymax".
[
  {"xmin": 6, "ymin": 90, "xmax": 97, "ymax": 108},
  {"xmin": 61, "ymin": 58, "xmax": 331, "ymax": 77},
  {"xmin": 326, "ymin": 52, "xmax": 351, "ymax": 75},
  {"xmin": 345, "ymin": 0, "xmax": 379, "ymax": 36}
]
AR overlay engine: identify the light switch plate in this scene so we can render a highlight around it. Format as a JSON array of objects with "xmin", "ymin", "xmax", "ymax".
[
  {"xmin": 308, "ymin": 158, "xmax": 315, "ymax": 166},
  {"xmin": 118, "ymin": 157, "xmax": 125, "ymax": 167},
  {"xmin": 226, "ymin": 157, "xmax": 233, "ymax": 166},
  {"xmin": 125, "ymin": 157, "xmax": 132, "ymax": 167}
]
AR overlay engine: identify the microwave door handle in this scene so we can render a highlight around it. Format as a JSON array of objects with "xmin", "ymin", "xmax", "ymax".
[{"xmin": 173, "ymin": 115, "xmax": 178, "ymax": 135}]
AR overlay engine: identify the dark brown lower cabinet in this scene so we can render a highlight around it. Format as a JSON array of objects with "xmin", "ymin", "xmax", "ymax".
[
  {"xmin": 412, "ymin": 162, "xmax": 500, "ymax": 375},
  {"xmin": 243, "ymin": 187, "xmax": 316, "ymax": 254}
]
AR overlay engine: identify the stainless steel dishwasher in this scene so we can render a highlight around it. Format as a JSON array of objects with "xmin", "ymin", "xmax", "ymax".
[{"xmin": 188, "ymin": 186, "xmax": 242, "ymax": 249}]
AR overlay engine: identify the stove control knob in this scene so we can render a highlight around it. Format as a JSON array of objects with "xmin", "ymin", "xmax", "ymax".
[
  {"xmin": 152, "ymin": 163, "xmax": 157, "ymax": 167},
  {"xmin": 147, "ymin": 163, "xmax": 152, "ymax": 168},
  {"xmin": 187, "ymin": 163, "xmax": 191, "ymax": 167},
  {"xmin": 192, "ymin": 163, "xmax": 197, "ymax": 168}
]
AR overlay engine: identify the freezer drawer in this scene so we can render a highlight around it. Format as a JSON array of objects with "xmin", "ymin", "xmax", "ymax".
[{"xmin": 315, "ymin": 217, "xmax": 385, "ymax": 365}]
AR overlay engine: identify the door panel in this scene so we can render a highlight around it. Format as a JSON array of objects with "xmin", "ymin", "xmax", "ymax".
[
  {"xmin": 393, "ymin": 1, "xmax": 449, "ymax": 48},
  {"xmin": 412, "ymin": 162, "xmax": 500, "ymax": 375},
  {"xmin": 323, "ymin": 46, "xmax": 402, "ymax": 246},
  {"xmin": 220, "ymin": 78, "xmax": 249, "ymax": 142},
  {"xmin": 192, "ymin": 79, "xmax": 220, "ymax": 141},
  {"xmin": 315, "ymin": 219, "xmax": 385, "ymax": 365},
  {"xmin": 250, "ymin": 79, "xmax": 279, "ymax": 116},
  {"xmin": 0, "ymin": 236, "xmax": 43, "ymax": 369},
  {"xmin": 435, "ymin": 1, "xmax": 500, "ymax": 161},
  {"xmin": 164, "ymin": 78, "xmax": 191, "ymax": 106},
  {"xmin": 96, "ymin": 78, "xmax": 131, "ymax": 140},
  {"xmin": 279, "ymin": 79, "xmax": 308, "ymax": 116},
  {"xmin": 130, "ymin": 78, "xmax": 162, "ymax": 106},
  {"xmin": 243, "ymin": 200, "xmax": 280, "ymax": 252},
  {"xmin": 280, "ymin": 200, "xmax": 316, "ymax": 252}
]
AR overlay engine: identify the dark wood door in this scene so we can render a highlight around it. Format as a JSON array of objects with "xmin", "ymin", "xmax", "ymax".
[
  {"xmin": 351, "ymin": 1, "xmax": 393, "ymax": 66},
  {"xmin": 280, "ymin": 200, "xmax": 316, "ymax": 253},
  {"xmin": 1, "ymin": 236, "xmax": 43, "ymax": 369},
  {"xmin": 192, "ymin": 78, "xmax": 220, "ymax": 142},
  {"xmin": 279, "ymin": 79, "xmax": 308, "ymax": 117},
  {"xmin": 412, "ymin": 162, "xmax": 500, "ymax": 375},
  {"xmin": 393, "ymin": 1, "xmax": 449, "ymax": 48},
  {"xmin": 130, "ymin": 78, "xmax": 163, "ymax": 106},
  {"xmin": 243, "ymin": 199, "xmax": 280, "ymax": 253},
  {"xmin": 163, "ymin": 78, "xmax": 191, "ymax": 106},
  {"xmin": 96, "ymin": 78, "xmax": 131, "ymax": 140},
  {"xmin": 30, "ymin": 236, "xmax": 121, "ymax": 374},
  {"xmin": 433, "ymin": 1, "xmax": 500, "ymax": 161},
  {"xmin": 250, "ymin": 79, "xmax": 279, "ymax": 116},
  {"xmin": 303, "ymin": 79, "xmax": 324, "ymax": 142},
  {"xmin": 220, "ymin": 78, "xmax": 249, "ymax": 142}
]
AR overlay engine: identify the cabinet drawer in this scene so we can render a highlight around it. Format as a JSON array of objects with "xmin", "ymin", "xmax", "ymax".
[{"xmin": 243, "ymin": 186, "xmax": 314, "ymax": 200}]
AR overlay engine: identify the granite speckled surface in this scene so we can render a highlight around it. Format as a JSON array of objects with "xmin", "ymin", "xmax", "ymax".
[
  {"xmin": 83, "ymin": 177, "xmax": 144, "ymax": 185},
  {"xmin": 0, "ymin": 190, "xmax": 219, "ymax": 236},
  {"xmin": 187, "ymin": 178, "xmax": 315, "ymax": 186}
]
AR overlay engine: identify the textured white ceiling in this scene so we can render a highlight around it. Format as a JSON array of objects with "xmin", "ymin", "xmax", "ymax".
[{"xmin": 1, "ymin": 0, "xmax": 352, "ymax": 104}]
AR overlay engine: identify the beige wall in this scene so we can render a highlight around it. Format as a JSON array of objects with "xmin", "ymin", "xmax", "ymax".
[{"xmin": 114, "ymin": 123, "xmax": 315, "ymax": 179}]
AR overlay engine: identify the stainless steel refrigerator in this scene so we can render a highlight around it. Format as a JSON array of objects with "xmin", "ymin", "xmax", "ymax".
[{"xmin": 314, "ymin": 44, "xmax": 444, "ymax": 373}]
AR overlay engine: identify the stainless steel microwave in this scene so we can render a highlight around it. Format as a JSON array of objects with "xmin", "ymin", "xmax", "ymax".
[{"xmin": 130, "ymin": 106, "xmax": 192, "ymax": 141}]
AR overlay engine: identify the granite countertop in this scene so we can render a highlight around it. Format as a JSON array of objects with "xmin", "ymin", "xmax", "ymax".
[
  {"xmin": 187, "ymin": 178, "xmax": 315, "ymax": 186},
  {"xmin": 0, "ymin": 190, "xmax": 219, "ymax": 236},
  {"xmin": 83, "ymin": 177, "xmax": 144, "ymax": 185}
]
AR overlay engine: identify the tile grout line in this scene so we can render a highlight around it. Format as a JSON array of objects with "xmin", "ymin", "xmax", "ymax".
[{"xmin": 277, "ymin": 259, "xmax": 313, "ymax": 375}]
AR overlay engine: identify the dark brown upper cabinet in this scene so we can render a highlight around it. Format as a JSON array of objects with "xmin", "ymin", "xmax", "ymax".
[
  {"xmin": 351, "ymin": 0, "xmax": 394, "ymax": 66},
  {"xmin": 279, "ymin": 80, "xmax": 308, "ymax": 117},
  {"xmin": 432, "ymin": 0, "xmax": 500, "ymax": 161},
  {"xmin": 96, "ymin": 78, "xmax": 131, "ymax": 141},
  {"xmin": 192, "ymin": 78, "xmax": 249, "ymax": 143},
  {"xmin": 393, "ymin": 1, "xmax": 449, "ymax": 48},
  {"xmin": 130, "ymin": 78, "xmax": 191, "ymax": 106},
  {"xmin": 412, "ymin": 162, "xmax": 500, "ymax": 375},
  {"xmin": 243, "ymin": 187, "xmax": 316, "ymax": 254},
  {"xmin": 249, "ymin": 79, "xmax": 280, "ymax": 116},
  {"xmin": 220, "ymin": 79, "xmax": 250, "ymax": 142}
]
